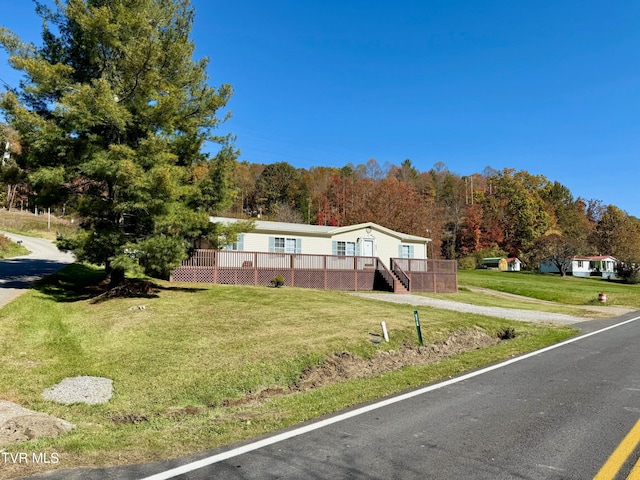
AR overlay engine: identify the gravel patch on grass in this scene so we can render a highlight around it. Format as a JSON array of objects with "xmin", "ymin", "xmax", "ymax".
[
  {"xmin": 42, "ymin": 376, "xmax": 113, "ymax": 405},
  {"xmin": 352, "ymin": 293, "xmax": 587, "ymax": 325}
]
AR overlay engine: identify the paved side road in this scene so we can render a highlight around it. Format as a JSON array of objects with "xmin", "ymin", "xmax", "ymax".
[{"xmin": 0, "ymin": 231, "xmax": 75, "ymax": 308}]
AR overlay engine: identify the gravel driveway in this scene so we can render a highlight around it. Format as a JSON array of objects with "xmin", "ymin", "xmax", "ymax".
[
  {"xmin": 0, "ymin": 231, "xmax": 75, "ymax": 308},
  {"xmin": 352, "ymin": 292, "xmax": 597, "ymax": 325}
]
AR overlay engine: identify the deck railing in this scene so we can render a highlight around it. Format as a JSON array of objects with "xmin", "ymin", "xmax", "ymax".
[
  {"xmin": 390, "ymin": 258, "xmax": 458, "ymax": 293},
  {"xmin": 172, "ymin": 250, "xmax": 392, "ymax": 291},
  {"xmin": 181, "ymin": 250, "xmax": 382, "ymax": 270},
  {"xmin": 390, "ymin": 259, "xmax": 411, "ymax": 291},
  {"xmin": 172, "ymin": 250, "xmax": 457, "ymax": 293}
]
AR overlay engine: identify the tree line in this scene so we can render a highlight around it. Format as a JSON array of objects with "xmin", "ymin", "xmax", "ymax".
[{"xmin": 224, "ymin": 158, "xmax": 640, "ymax": 276}]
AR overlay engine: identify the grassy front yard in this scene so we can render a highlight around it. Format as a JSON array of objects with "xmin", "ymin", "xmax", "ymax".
[
  {"xmin": 0, "ymin": 264, "xmax": 578, "ymax": 478},
  {"xmin": 458, "ymin": 269, "xmax": 640, "ymax": 308}
]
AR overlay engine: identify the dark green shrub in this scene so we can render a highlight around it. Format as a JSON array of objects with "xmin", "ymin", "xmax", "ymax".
[
  {"xmin": 270, "ymin": 275, "xmax": 285, "ymax": 288},
  {"xmin": 457, "ymin": 256, "xmax": 477, "ymax": 270}
]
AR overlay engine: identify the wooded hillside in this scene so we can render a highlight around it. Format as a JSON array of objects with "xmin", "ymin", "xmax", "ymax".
[{"xmin": 224, "ymin": 158, "xmax": 640, "ymax": 271}]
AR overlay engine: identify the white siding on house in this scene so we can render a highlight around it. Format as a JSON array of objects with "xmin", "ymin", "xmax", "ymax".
[
  {"xmin": 210, "ymin": 217, "xmax": 429, "ymax": 262},
  {"xmin": 241, "ymin": 232, "xmax": 269, "ymax": 253},
  {"xmin": 540, "ymin": 256, "xmax": 617, "ymax": 279},
  {"xmin": 242, "ymin": 232, "xmax": 331, "ymax": 256}
]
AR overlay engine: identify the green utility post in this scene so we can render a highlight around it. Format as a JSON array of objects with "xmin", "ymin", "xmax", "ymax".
[{"xmin": 413, "ymin": 310, "xmax": 424, "ymax": 346}]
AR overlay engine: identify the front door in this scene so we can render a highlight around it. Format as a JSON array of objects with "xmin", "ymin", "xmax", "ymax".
[{"xmin": 362, "ymin": 239, "xmax": 374, "ymax": 257}]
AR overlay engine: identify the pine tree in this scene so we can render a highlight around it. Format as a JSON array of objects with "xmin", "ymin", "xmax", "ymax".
[{"xmin": 0, "ymin": 0, "xmax": 235, "ymax": 284}]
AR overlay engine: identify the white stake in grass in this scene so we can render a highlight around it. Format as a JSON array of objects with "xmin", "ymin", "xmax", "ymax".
[{"xmin": 381, "ymin": 321, "xmax": 389, "ymax": 342}]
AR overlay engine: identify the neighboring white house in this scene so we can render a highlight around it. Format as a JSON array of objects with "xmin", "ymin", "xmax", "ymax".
[
  {"xmin": 211, "ymin": 216, "xmax": 431, "ymax": 263},
  {"xmin": 540, "ymin": 255, "xmax": 618, "ymax": 279}
]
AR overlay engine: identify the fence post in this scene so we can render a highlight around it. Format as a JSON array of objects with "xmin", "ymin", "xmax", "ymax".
[
  {"xmin": 254, "ymin": 252, "xmax": 258, "ymax": 285},
  {"xmin": 354, "ymin": 256, "xmax": 358, "ymax": 291},
  {"xmin": 291, "ymin": 254, "xmax": 295, "ymax": 287},
  {"xmin": 213, "ymin": 250, "xmax": 218, "ymax": 284},
  {"xmin": 324, "ymin": 255, "xmax": 327, "ymax": 290}
]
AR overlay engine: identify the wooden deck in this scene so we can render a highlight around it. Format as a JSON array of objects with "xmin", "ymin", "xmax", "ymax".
[{"xmin": 170, "ymin": 250, "xmax": 457, "ymax": 293}]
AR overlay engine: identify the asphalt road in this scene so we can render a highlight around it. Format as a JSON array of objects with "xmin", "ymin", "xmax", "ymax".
[
  {"xmin": 0, "ymin": 231, "xmax": 74, "ymax": 307},
  {"xmin": 27, "ymin": 312, "xmax": 640, "ymax": 480}
]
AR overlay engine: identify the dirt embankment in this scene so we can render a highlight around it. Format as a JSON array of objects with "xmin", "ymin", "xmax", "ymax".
[
  {"xmin": 0, "ymin": 329, "xmax": 501, "ymax": 453},
  {"xmin": 224, "ymin": 328, "xmax": 499, "ymax": 407}
]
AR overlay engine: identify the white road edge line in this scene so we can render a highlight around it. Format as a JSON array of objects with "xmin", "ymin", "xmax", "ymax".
[{"xmin": 141, "ymin": 315, "xmax": 640, "ymax": 480}]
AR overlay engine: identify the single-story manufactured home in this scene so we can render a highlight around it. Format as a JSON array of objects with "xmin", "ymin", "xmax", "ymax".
[
  {"xmin": 213, "ymin": 216, "xmax": 431, "ymax": 261},
  {"xmin": 539, "ymin": 255, "xmax": 618, "ymax": 279},
  {"xmin": 171, "ymin": 217, "xmax": 458, "ymax": 293}
]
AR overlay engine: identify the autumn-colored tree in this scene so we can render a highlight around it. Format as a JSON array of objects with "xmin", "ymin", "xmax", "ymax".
[
  {"xmin": 458, "ymin": 203, "xmax": 483, "ymax": 254},
  {"xmin": 592, "ymin": 205, "xmax": 640, "ymax": 260},
  {"xmin": 362, "ymin": 158, "xmax": 386, "ymax": 180},
  {"xmin": 541, "ymin": 181, "xmax": 591, "ymax": 245},
  {"xmin": 301, "ymin": 166, "xmax": 340, "ymax": 224},
  {"xmin": 482, "ymin": 169, "xmax": 550, "ymax": 255},
  {"xmin": 230, "ymin": 161, "xmax": 263, "ymax": 216},
  {"xmin": 254, "ymin": 162, "xmax": 304, "ymax": 216},
  {"xmin": 583, "ymin": 198, "xmax": 606, "ymax": 223},
  {"xmin": 346, "ymin": 177, "xmax": 435, "ymax": 239},
  {"xmin": 438, "ymin": 172, "xmax": 466, "ymax": 259}
]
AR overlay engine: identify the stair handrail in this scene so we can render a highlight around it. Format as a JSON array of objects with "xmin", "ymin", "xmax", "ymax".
[
  {"xmin": 390, "ymin": 258, "xmax": 411, "ymax": 291},
  {"xmin": 374, "ymin": 258, "xmax": 395, "ymax": 291}
]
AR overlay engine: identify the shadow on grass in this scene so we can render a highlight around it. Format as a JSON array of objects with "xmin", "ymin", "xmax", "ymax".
[
  {"xmin": 34, "ymin": 263, "xmax": 208, "ymax": 303},
  {"xmin": 33, "ymin": 263, "xmax": 108, "ymax": 302}
]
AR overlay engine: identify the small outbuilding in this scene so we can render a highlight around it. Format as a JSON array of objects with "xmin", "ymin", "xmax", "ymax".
[
  {"xmin": 481, "ymin": 257, "xmax": 521, "ymax": 272},
  {"xmin": 503, "ymin": 258, "xmax": 522, "ymax": 272}
]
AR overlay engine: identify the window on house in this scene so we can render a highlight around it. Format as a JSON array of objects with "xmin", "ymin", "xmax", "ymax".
[
  {"xmin": 400, "ymin": 245, "xmax": 414, "ymax": 258},
  {"xmin": 336, "ymin": 241, "xmax": 356, "ymax": 256},
  {"xmin": 274, "ymin": 237, "xmax": 285, "ymax": 252},
  {"xmin": 285, "ymin": 238, "xmax": 297, "ymax": 254},
  {"xmin": 577, "ymin": 260, "xmax": 583, "ymax": 268},
  {"xmin": 224, "ymin": 234, "xmax": 244, "ymax": 251},
  {"xmin": 220, "ymin": 234, "xmax": 244, "ymax": 251},
  {"xmin": 271, "ymin": 237, "xmax": 301, "ymax": 254},
  {"xmin": 345, "ymin": 242, "xmax": 356, "ymax": 256}
]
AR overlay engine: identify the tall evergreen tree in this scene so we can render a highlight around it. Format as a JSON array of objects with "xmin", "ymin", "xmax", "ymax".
[{"xmin": 0, "ymin": 0, "xmax": 235, "ymax": 284}]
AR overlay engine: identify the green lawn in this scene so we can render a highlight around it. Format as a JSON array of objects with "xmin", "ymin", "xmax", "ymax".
[
  {"xmin": 417, "ymin": 287, "xmax": 609, "ymax": 318},
  {"xmin": 458, "ymin": 269, "xmax": 640, "ymax": 308},
  {"xmin": 0, "ymin": 264, "xmax": 576, "ymax": 476}
]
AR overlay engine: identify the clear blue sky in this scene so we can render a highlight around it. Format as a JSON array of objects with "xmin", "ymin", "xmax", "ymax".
[{"xmin": 2, "ymin": 1, "xmax": 639, "ymax": 217}]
